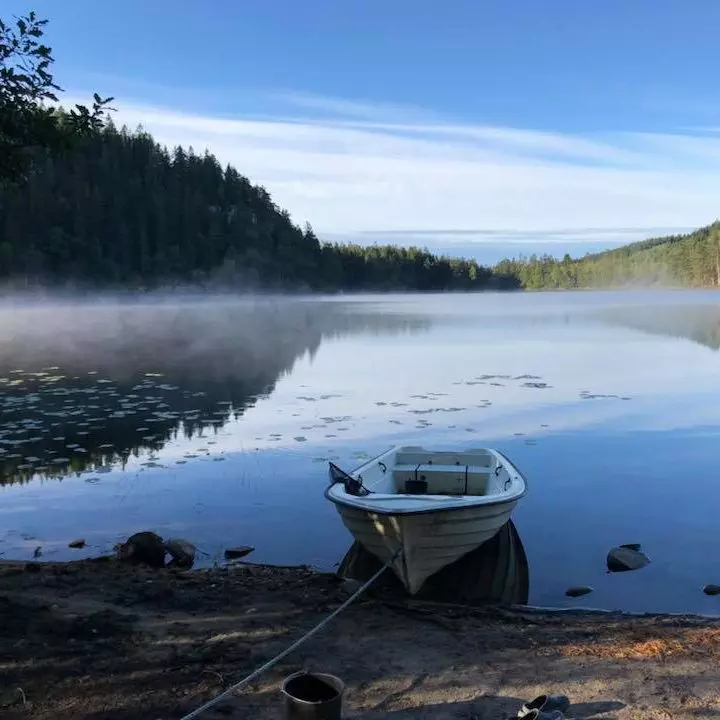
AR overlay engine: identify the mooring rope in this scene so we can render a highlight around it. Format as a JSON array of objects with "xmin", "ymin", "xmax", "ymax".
[{"xmin": 178, "ymin": 546, "xmax": 402, "ymax": 720}]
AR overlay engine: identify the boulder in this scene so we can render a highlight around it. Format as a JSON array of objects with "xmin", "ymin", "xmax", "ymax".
[
  {"xmin": 224, "ymin": 546, "xmax": 255, "ymax": 560},
  {"xmin": 68, "ymin": 538, "xmax": 86, "ymax": 549},
  {"xmin": 607, "ymin": 546, "xmax": 651, "ymax": 573},
  {"xmin": 164, "ymin": 538, "xmax": 196, "ymax": 568},
  {"xmin": 116, "ymin": 531, "xmax": 166, "ymax": 567},
  {"xmin": 703, "ymin": 584, "xmax": 720, "ymax": 596}
]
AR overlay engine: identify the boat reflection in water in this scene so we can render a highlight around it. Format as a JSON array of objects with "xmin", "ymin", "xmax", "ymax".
[{"xmin": 336, "ymin": 519, "xmax": 529, "ymax": 606}]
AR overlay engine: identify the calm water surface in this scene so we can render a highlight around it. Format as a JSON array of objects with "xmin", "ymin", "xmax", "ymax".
[{"xmin": 2, "ymin": 290, "xmax": 720, "ymax": 615}]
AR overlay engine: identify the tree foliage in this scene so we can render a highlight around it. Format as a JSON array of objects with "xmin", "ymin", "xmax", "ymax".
[
  {"xmin": 9, "ymin": 10, "xmax": 717, "ymax": 294},
  {"xmin": 0, "ymin": 10, "xmax": 517, "ymax": 292},
  {"xmin": 495, "ymin": 223, "xmax": 720, "ymax": 290},
  {"xmin": 0, "ymin": 121, "xmax": 514, "ymax": 291},
  {"xmin": 0, "ymin": 10, "xmax": 113, "ymax": 183}
]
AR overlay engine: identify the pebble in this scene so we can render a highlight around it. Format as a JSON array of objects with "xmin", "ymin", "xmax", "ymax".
[
  {"xmin": 565, "ymin": 585, "xmax": 594, "ymax": 598},
  {"xmin": 224, "ymin": 546, "xmax": 255, "ymax": 560}
]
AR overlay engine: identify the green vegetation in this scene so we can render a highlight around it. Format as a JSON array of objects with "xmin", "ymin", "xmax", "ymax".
[
  {"xmin": 0, "ymin": 121, "xmax": 516, "ymax": 290},
  {"xmin": 0, "ymin": 10, "xmax": 513, "ymax": 292},
  {"xmin": 0, "ymin": 11, "xmax": 112, "ymax": 183},
  {"xmin": 496, "ymin": 223, "xmax": 720, "ymax": 289},
  {"xmin": 3, "ymin": 9, "xmax": 720, "ymax": 294}
]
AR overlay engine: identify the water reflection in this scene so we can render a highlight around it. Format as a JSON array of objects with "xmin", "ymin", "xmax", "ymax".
[
  {"xmin": 337, "ymin": 519, "xmax": 529, "ymax": 605},
  {"xmin": 0, "ymin": 299, "xmax": 431, "ymax": 485},
  {"xmin": 467, "ymin": 297, "xmax": 720, "ymax": 353},
  {"xmin": 598, "ymin": 303, "xmax": 720, "ymax": 351},
  {"xmin": 4, "ymin": 291, "xmax": 720, "ymax": 615}
]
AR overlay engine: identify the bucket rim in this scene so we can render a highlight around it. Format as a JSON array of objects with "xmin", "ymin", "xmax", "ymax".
[{"xmin": 281, "ymin": 670, "xmax": 345, "ymax": 705}]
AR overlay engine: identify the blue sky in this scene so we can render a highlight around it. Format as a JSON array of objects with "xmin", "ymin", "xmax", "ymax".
[{"xmin": 5, "ymin": 0, "xmax": 720, "ymax": 262}]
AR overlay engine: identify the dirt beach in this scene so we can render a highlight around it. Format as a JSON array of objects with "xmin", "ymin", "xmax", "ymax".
[{"xmin": 1, "ymin": 558, "xmax": 719, "ymax": 719}]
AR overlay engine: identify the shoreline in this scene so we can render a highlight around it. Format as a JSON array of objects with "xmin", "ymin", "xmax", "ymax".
[
  {"xmin": 2, "ymin": 557, "xmax": 719, "ymax": 719},
  {"xmin": 0, "ymin": 284, "xmax": 711, "ymax": 302}
]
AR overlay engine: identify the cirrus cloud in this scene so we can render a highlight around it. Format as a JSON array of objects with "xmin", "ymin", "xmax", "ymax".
[{"xmin": 63, "ymin": 91, "xmax": 719, "ymax": 254}]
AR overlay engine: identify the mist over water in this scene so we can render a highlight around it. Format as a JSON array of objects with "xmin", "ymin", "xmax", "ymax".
[
  {"xmin": 0, "ymin": 296, "xmax": 430, "ymax": 483},
  {"xmin": 0, "ymin": 295, "xmax": 430, "ymax": 378},
  {"xmin": 2, "ymin": 290, "xmax": 720, "ymax": 615}
]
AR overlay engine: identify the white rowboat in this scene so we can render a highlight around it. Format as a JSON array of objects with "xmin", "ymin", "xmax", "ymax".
[{"xmin": 325, "ymin": 445, "xmax": 527, "ymax": 595}]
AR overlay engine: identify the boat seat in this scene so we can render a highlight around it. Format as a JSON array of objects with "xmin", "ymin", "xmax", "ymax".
[
  {"xmin": 391, "ymin": 463, "xmax": 491, "ymax": 496},
  {"xmin": 413, "ymin": 463, "xmax": 464, "ymax": 495},
  {"xmin": 392, "ymin": 464, "xmax": 422, "ymax": 492},
  {"xmin": 392, "ymin": 464, "xmax": 420, "ymax": 473},
  {"xmin": 394, "ymin": 452, "xmax": 493, "ymax": 467},
  {"xmin": 465, "ymin": 466, "xmax": 491, "ymax": 495}
]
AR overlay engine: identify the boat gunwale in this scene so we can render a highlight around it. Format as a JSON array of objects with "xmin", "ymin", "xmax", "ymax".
[{"xmin": 325, "ymin": 449, "xmax": 528, "ymax": 517}]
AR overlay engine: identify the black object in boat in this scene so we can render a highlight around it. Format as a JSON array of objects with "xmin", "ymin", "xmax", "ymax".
[
  {"xmin": 405, "ymin": 478, "xmax": 428, "ymax": 494},
  {"xmin": 328, "ymin": 462, "xmax": 370, "ymax": 496}
]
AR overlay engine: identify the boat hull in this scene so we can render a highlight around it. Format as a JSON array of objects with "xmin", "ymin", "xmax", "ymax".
[{"xmin": 335, "ymin": 499, "xmax": 518, "ymax": 595}]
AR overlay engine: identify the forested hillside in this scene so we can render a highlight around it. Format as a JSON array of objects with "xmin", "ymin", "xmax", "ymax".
[
  {"xmin": 0, "ymin": 120, "xmax": 517, "ymax": 292},
  {"xmin": 3, "ymin": 118, "xmax": 718, "ymax": 292},
  {"xmin": 496, "ymin": 223, "xmax": 720, "ymax": 289},
  {"xmin": 3, "ymin": 10, "xmax": 720, "ymax": 295}
]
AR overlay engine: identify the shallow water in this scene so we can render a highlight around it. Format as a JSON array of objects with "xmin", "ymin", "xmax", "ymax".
[{"xmin": 2, "ymin": 290, "xmax": 720, "ymax": 615}]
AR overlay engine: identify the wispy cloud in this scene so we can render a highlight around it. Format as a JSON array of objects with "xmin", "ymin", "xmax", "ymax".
[
  {"xmin": 64, "ymin": 91, "xmax": 720, "ymax": 247},
  {"xmin": 271, "ymin": 90, "xmax": 444, "ymax": 124},
  {"xmin": 356, "ymin": 226, "xmax": 694, "ymax": 244}
]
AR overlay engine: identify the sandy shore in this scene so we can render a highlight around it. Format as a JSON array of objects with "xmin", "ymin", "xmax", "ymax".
[{"xmin": 1, "ymin": 558, "xmax": 719, "ymax": 719}]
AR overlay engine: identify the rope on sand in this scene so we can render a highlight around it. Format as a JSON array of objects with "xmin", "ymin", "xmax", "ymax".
[{"xmin": 178, "ymin": 547, "xmax": 402, "ymax": 720}]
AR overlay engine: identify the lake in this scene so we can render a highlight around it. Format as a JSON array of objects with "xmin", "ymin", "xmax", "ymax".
[{"xmin": 1, "ymin": 289, "xmax": 720, "ymax": 615}]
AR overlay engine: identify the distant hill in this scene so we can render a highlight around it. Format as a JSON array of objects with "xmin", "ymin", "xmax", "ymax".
[{"xmin": 494, "ymin": 222, "xmax": 720, "ymax": 289}]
